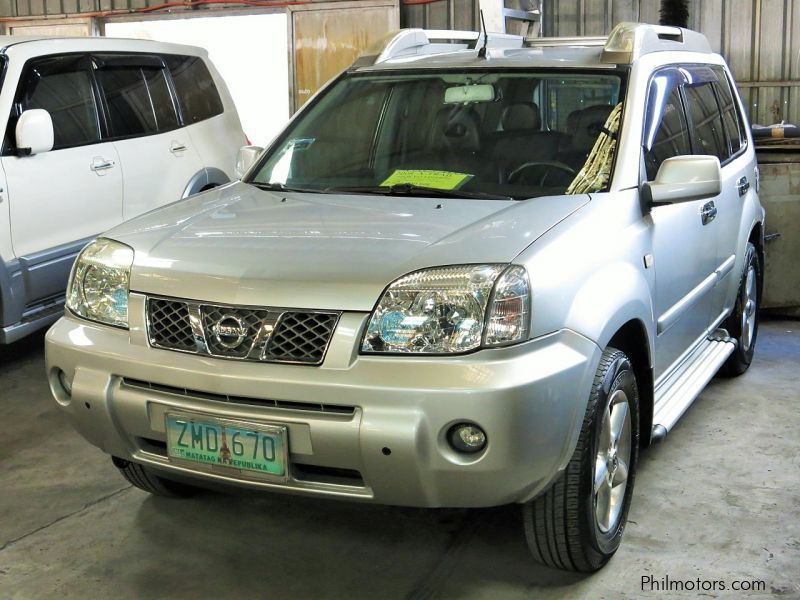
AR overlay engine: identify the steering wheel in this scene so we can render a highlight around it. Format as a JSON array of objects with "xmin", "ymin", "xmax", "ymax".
[{"xmin": 507, "ymin": 161, "xmax": 577, "ymax": 187}]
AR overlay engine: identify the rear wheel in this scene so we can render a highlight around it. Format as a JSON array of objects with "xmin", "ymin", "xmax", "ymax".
[
  {"xmin": 522, "ymin": 348, "xmax": 640, "ymax": 572},
  {"xmin": 720, "ymin": 242, "xmax": 761, "ymax": 376},
  {"xmin": 112, "ymin": 457, "xmax": 197, "ymax": 498}
]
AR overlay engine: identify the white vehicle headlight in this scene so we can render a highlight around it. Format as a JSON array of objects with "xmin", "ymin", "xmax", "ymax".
[
  {"xmin": 361, "ymin": 264, "xmax": 530, "ymax": 354},
  {"xmin": 66, "ymin": 238, "xmax": 134, "ymax": 328}
]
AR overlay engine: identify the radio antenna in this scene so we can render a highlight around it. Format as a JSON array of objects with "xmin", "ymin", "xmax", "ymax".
[{"xmin": 477, "ymin": 10, "xmax": 489, "ymax": 59}]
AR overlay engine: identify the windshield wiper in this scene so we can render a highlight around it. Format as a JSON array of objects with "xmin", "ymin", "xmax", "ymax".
[
  {"xmin": 328, "ymin": 184, "xmax": 512, "ymax": 201},
  {"xmin": 249, "ymin": 182, "xmax": 327, "ymax": 194}
]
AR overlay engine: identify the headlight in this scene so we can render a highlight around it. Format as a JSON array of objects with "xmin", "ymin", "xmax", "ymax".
[
  {"xmin": 66, "ymin": 238, "xmax": 134, "ymax": 328},
  {"xmin": 361, "ymin": 264, "xmax": 530, "ymax": 354}
]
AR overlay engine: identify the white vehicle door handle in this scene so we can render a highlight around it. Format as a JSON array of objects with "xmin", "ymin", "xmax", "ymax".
[
  {"xmin": 701, "ymin": 201, "xmax": 717, "ymax": 226},
  {"xmin": 170, "ymin": 142, "xmax": 187, "ymax": 154},
  {"xmin": 737, "ymin": 176, "xmax": 750, "ymax": 197},
  {"xmin": 90, "ymin": 158, "xmax": 115, "ymax": 173}
]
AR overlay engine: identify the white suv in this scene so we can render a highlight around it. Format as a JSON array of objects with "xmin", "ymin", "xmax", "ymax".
[{"xmin": 0, "ymin": 36, "xmax": 244, "ymax": 344}]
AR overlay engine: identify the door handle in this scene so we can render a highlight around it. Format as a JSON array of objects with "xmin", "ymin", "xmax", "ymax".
[
  {"xmin": 170, "ymin": 142, "xmax": 188, "ymax": 154},
  {"xmin": 90, "ymin": 158, "xmax": 115, "ymax": 173},
  {"xmin": 701, "ymin": 201, "xmax": 717, "ymax": 225},
  {"xmin": 737, "ymin": 176, "xmax": 750, "ymax": 197}
]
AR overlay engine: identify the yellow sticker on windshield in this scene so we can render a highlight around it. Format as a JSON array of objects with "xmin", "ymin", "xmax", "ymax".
[{"xmin": 380, "ymin": 170, "xmax": 473, "ymax": 190}]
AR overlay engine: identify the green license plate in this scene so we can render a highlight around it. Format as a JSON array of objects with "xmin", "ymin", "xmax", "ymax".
[{"xmin": 165, "ymin": 413, "xmax": 287, "ymax": 478}]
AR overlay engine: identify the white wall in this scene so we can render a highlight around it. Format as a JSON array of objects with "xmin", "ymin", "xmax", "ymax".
[{"xmin": 105, "ymin": 14, "xmax": 290, "ymax": 147}]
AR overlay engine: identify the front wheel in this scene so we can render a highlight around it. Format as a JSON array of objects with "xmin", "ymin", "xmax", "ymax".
[
  {"xmin": 720, "ymin": 242, "xmax": 761, "ymax": 376},
  {"xmin": 522, "ymin": 348, "xmax": 640, "ymax": 572}
]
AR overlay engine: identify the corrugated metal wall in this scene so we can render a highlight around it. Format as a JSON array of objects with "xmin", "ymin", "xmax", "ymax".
[
  {"xmin": 401, "ymin": 0, "xmax": 800, "ymax": 126},
  {"xmin": 0, "ymin": 0, "xmax": 797, "ymax": 125}
]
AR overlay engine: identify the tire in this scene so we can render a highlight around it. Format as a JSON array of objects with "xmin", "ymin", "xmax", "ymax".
[
  {"xmin": 720, "ymin": 242, "xmax": 761, "ymax": 377},
  {"xmin": 112, "ymin": 457, "xmax": 197, "ymax": 498},
  {"xmin": 522, "ymin": 348, "xmax": 640, "ymax": 572}
]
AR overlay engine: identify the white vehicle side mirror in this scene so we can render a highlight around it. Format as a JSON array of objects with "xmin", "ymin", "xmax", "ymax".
[
  {"xmin": 642, "ymin": 155, "xmax": 721, "ymax": 206},
  {"xmin": 15, "ymin": 109, "xmax": 54, "ymax": 156},
  {"xmin": 235, "ymin": 145, "xmax": 264, "ymax": 179}
]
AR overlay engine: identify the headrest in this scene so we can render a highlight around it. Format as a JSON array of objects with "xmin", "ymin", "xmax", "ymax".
[
  {"xmin": 571, "ymin": 105, "xmax": 614, "ymax": 153},
  {"xmin": 430, "ymin": 106, "xmax": 482, "ymax": 153},
  {"xmin": 566, "ymin": 109, "xmax": 583, "ymax": 135},
  {"xmin": 501, "ymin": 102, "xmax": 541, "ymax": 131}
]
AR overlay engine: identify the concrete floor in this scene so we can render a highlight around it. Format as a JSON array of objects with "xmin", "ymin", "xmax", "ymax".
[{"xmin": 0, "ymin": 320, "xmax": 798, "ymax": 599}]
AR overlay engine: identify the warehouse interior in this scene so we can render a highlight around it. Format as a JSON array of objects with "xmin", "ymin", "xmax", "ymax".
[{"xmin": 0, "ymin": 0, "xmax": 798, "ymax": 597}]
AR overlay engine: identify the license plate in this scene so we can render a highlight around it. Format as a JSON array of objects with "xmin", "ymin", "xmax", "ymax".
[{"xmin": 165, "ymin": 413, "xmax": 287, "ymax": 478}]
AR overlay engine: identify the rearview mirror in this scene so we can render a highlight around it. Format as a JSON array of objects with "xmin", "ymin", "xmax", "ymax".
[
  {"xmin": 235, "ymin": 145, "xmax": 264, "ymax": 179},
  {"xmin": 642, "ymin": 155, "xmax": 721, "ymax": 206},
  {"xmin": 15, "ymin": 109, "xmax": 54, "ymax": 156},
  {"xmin": 444, "ymin": 84, "xmax": 496, "ymax": 105}
]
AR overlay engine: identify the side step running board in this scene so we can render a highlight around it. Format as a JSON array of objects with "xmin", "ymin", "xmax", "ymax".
[{"xmin": 651, "ymin": 331, "xmax": 737, "ymax": 441}]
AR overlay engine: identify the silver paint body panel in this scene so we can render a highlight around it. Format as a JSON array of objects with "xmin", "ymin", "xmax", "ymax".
[{"xmin": 45, "ymin": 42, "xmax": 765, "ymax": 506}]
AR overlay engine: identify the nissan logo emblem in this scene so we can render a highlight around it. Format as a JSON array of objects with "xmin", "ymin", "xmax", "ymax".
[{"xmin": 211, "ymin": 314, "xmax": 248, "ymax": 349}]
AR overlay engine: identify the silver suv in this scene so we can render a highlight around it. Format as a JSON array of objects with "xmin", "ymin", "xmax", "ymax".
[{"xmin": 46, "ymin": 23, "xmax": 765, "ymax": 572}]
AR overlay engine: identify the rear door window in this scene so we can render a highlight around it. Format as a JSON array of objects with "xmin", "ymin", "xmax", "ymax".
[
  {"xmin": 712, "ymin": 67, "xmax": 745, "ymax": 158},
  {"xmin": 163, "ymin": 55, "xmax": 223, "ymax": 124},
  {"xmin": 97, "ymin": 64, "xmax": 179, "ymax": 137},
  {"xmin": 684, "ymin": 82, "xmax": 728, "ymax": 161},
  {"xmin": 16, "ymin": 55, "xmax": 100, "ymax": 150}
]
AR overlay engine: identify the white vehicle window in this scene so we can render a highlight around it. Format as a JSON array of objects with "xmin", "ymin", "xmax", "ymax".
[
  {"xmin": 97, "ymin": 65, "xmax": 179, "ymax": 137},
  {"xmin": 16, "ymin": 55, "xmax": 100, "ymax": 150},
  {"xmin": 164, "ymin": 55, "xmax": 223, "ymax": 125}
]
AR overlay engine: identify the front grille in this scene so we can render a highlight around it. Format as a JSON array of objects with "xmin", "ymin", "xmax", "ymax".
[
  {"xmin": 146, "ymin": 297, "xmax": 339, "ymax": 365},
  {"xmin": 201, "ymin": 305, "xmax": 270, "ymax": 358},
  {"xmin": 265, "ymin": 312, "xmax": 339, "ymax": 364},
  {"xmin": 121, "ymin": 378, "xmax": 356, "ymax": 416},
  {"xmin": 149, "ymin": 298, "xmax": 195, "ymax": 352}
]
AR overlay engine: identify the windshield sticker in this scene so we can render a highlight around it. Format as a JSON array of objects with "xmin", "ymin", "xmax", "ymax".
[{"xmin": 380, "ymin": 170, "xmax": 473, "ymax": 190}]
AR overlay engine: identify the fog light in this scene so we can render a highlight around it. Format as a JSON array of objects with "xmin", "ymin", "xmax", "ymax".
[
  {"xmin": 447, "ymin": 423, "xmax": 487, "ymax": 454},
  {"xmin": 58, "ymin": 369, "xmax": 73, "ymax": 396}
]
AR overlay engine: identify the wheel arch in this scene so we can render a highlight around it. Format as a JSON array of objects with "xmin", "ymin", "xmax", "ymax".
[
  {"xmin": 749, "ymin": 220, "xmax": 764, "ymax": 280},
  {"xmin": 561, "ymin": 259, "xmax": 656, "ymax": 446},
  {"xmin": 606, "ymin": 319, "xmax": 654, "ymax": 448},
  {"xmin": 181, "ymin": 167, "xmax": 231, "ymax": 198}
]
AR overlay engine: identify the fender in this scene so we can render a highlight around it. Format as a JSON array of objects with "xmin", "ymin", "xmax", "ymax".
[
  {"xmin": 566, "ymin": 260, "xmax": 656, "ymax": 367},
  {"xmin": 720, "ymin": 190, "xmax": 767, "ymax": 316},
  {"xmin": 181, "ymin": 167, "xmax": 230, "ymax": 199}
]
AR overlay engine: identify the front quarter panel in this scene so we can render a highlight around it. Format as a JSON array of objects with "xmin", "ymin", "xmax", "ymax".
[{"xmin": 519, "ymin": 190, "xmax": 656, "ymax": 363}]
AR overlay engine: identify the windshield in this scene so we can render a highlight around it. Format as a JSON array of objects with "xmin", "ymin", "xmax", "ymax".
[{"xmin": 250, "ymin": 69, "xmax": 625, "ymax": 200}]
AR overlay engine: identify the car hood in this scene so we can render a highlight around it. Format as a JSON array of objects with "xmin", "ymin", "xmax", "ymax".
[{"xmin": 111, "ymin": 182, "xmax": 589, "ymax": 311}]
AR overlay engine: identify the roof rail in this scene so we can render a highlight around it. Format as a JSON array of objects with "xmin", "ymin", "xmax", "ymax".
[
  {"xmin": 523, "ymin": 36, "xmax": 607, "ymax": 48},
  {"xmin": 352, "ymin": 22, "xmax": 713, "ymax": 69},
  {"xmin": 354, "ymin": 28, "xmax": 524, "ymax": 66},
  {"xmin": 599, "ymin": 22, "xmax": 713, "ymax": 64}
]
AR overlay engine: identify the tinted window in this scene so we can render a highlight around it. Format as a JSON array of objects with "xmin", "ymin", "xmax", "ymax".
[
  {"xmin": 713, "ymin": 67, "xmax": 744, "ymax": 157},
  {"xmin": 644, "ymin": 88, "xmax": 692, "ymax": 181},
  {"xmin": 19, "ymin": 56, "xmax": 100, "ymax": 150},
  {"xmin": 164, "ymin": 55, "xmax": 223, "ymax": 124},
  {"xmin": 543, "ymin": 77, "xmax": 620, "ymax": 133},
  {"xmin": 684, "ymin": 82, "xmax": 727, "ymax": 161},
  {"xmin": 251, "ymin": 70, "xmax": 625, "ymax": 199},
  {"xmin": 98, "ymin": 66, "xmax": 179, "ymax": 137}
]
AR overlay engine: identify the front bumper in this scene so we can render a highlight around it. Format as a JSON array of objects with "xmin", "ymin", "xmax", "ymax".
[{"xmin": 45, "ymin": 298, "xmax": 601, "ymax": 507}]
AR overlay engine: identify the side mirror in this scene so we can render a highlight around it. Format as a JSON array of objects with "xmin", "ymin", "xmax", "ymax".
[
  {"xmin": 642, "ymin": 155, "xmax": 721, "ymax": 206},
  {"xmin": 235, "ymin": 145, "xmax": 264, "ymax": 179},
  {"xmin": 15, "ymin": 109, "xmax": 54, "ymax": 156}
]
